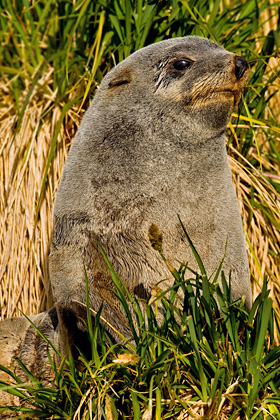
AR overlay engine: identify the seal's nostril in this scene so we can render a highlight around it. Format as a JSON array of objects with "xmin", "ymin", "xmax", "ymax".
[{"xmin": 235, "ymin": 56, "xmax": 249, "ymax": 80}]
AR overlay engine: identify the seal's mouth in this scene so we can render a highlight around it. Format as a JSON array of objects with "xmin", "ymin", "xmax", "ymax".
[
  {"xmin": 213, "ymin": 64, "xmax": 249, "ymax": 106},
  {"xmin": 185, "ymin": 88, "xmax": 243, "ymax": 109},
  {"xmin": 214, "ymin": 89, "xmax": 242, "ymax": 107}
]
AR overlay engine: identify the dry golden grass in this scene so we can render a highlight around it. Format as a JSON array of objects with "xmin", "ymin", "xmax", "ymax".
[
  {"xmin": 0, "ymin": 69, "xmax": 72, "ymax": 319},
  {"xmin": 230, "ymin": 148, "xmax": 280, "ymax": 327}
]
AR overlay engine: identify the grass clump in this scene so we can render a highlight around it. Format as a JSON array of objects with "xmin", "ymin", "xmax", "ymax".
[{"xmin": 1, "ymin": 240, "xmax": 280, "ymax": 420}]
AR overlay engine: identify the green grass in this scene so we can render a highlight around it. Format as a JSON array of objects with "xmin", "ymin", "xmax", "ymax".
[{"xmin": 1, "ymin": 232, "xmax": 280, "ymax": 419}]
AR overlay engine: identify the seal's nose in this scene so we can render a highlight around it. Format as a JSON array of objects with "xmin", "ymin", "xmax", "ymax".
[{"xmin": 235, "ymin": 56, "xmax": 249, "ymax": 80}]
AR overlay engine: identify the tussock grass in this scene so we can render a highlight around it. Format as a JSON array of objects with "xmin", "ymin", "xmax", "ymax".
[
  {"xmin": 1, "ymin": 239, "xmax": 280, "ymax": 419},
  {"xmin": 0, "ymin": 75, "xmax": 68, "ymax": 317},
  {"xmin": 0, "ymin": 0, "xmax": 280, "ymax": 337}
]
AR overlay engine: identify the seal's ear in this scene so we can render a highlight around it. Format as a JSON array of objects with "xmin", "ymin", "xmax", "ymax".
[{"xmin": 108, "ymin": 69, "xmax": 133, "ymax": 88}]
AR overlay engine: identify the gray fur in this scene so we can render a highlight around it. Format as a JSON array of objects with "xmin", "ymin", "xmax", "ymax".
[
  {"xmin": 0, "ymin": 308, "xmax": 59, "ymax": 408},
  {"xmin": 50, "ymin": 36, "xmax": 252, "ymax": 346}
]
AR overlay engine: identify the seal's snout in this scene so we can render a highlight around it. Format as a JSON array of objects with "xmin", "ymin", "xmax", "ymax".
[{"xmin": 235, "ymin": 56, "xmax": 249, "ymax": 80}]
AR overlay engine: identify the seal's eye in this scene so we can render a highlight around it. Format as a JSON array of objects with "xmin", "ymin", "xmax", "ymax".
[{"xmin": 173, "ymin": 59, "xmax": 192, "ymax": 71}]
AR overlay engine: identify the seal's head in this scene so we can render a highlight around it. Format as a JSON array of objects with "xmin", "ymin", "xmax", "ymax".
[{"xmin": 98, "ymin": 36, "xmax": 249, "ymax": 138}]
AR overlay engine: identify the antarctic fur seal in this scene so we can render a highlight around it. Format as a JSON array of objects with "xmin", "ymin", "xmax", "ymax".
[
  {"xmin": 49, "ymin": 36, "xmax": 252, "ymax": 350},
  {"xmin": 0, "ymin": 308, "xmax": 59, "ymax": 407}
]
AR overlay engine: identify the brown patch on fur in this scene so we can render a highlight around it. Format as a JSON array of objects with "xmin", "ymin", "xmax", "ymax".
[{"xmin": 148, "ymin": 224, "xmax": 163, "ymax": 253}]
